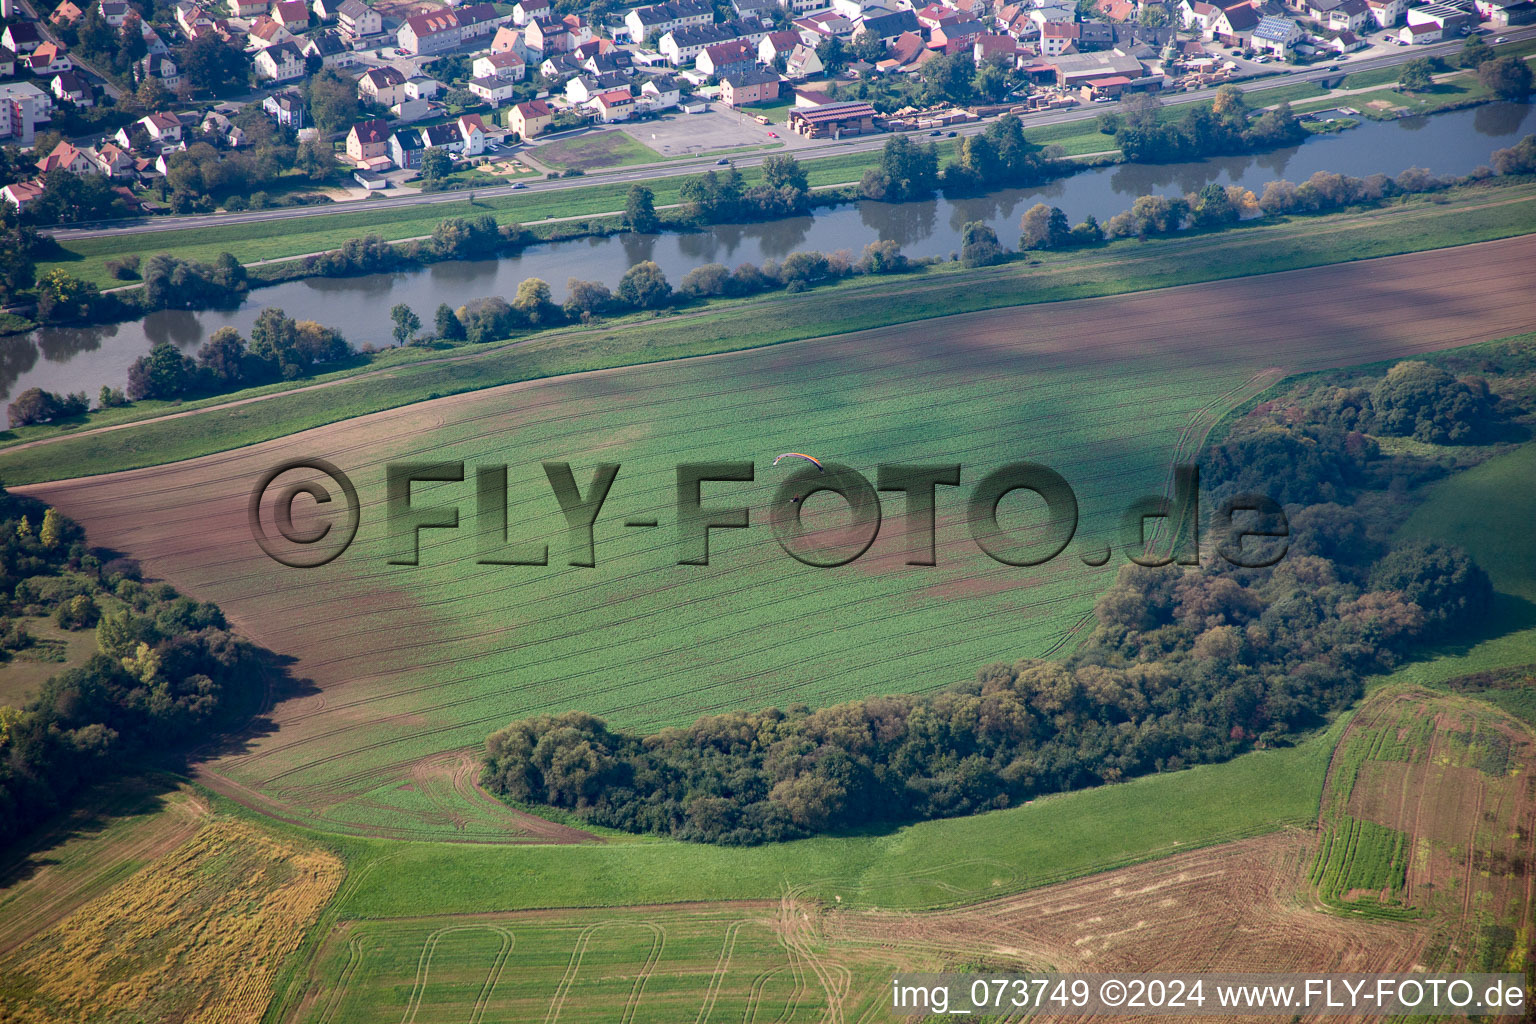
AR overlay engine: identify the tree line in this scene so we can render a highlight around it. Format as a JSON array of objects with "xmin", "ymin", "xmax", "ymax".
[
  {"xmin": 480, "ymin": 357, "xmax": 1514, "ymax": 844},
  {"xmin": 0, "ymin": 487, "xmax": 261, "ymax": 844}
]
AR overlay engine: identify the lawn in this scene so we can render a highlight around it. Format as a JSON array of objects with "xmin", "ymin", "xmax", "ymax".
[{"xmin": 528, "ymin": 130, "xmax": 665, "ymax": 172}]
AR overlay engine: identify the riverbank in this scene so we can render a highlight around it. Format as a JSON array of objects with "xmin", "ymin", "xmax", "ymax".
[{"xmin": 3, "ymin": 175, "xmax": 1535, "ymax": 484}]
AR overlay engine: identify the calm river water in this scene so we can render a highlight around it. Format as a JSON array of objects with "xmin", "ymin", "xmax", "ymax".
[{"xmin": 7, "ymin": 100, "xmax": 1532, "ymax": 400}]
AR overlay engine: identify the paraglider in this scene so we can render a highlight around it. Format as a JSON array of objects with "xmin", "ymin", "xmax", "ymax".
[
  {"xmin": 773, "ymin": 453, "xmax": 825, "ymax": 471},
  {"xmin": 773, "ymin": 453, "xmax": 824, "ymax": 503}
]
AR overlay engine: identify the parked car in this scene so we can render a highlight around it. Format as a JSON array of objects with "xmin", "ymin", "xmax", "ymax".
[
  {"xmin": 930, "ymin": 129, "xmax": 942, "ymax": 136},
  {"xmin": 766, "ymin": 131, "xmax": 778, "ymax": 138},
  {"xmin": 715, "ymin": 157, "xmax": 730, "ymax": 165},
  {"xmin": 947, "ymin": 130, "xmax": 957, "ymax": 137},
  {"xmin": 512, "ymin": 182, "xmax": 527, "ymax": 189},
  {"xmin": 1495, "ymin": 35, "xmax": 1508, "ymax": 42}
]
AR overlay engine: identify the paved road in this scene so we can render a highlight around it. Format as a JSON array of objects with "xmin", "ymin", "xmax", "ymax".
[{"xmin": 46, "ymin": 24, "xmax": 1536, "ymax": 242}]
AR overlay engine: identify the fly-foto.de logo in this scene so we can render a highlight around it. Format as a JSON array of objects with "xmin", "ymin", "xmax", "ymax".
[{"xmin": 248, "ymin": 459, "xmax": 1292, "ymax": 570}]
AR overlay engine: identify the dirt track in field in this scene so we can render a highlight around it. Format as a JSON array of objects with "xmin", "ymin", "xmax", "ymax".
[{"xmin": 17, "ymin": 235, "xmax": 1536, "ymax": 838}]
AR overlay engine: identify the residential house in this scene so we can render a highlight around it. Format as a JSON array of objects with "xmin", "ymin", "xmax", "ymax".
[
  {"xmin": 660, "ymin": 22, "xmax": 751, "ymax": 65},
  {"xmin": 254, "ymin": 40, "xmax": 304, "ymax": 79},
  {"xmin": 589, "ymin": 87, "xmax": 635, "ymax": 120},
  {"xmin": 928, "ymin": 16, "xmax": 984, "ymax": 48},
  {"xmin": 457, "ymin": 3, "xmax": 506, "ymax": 43},
  {"xmin": 623, "ymin": 0, "xmax": 713, "ymax": 43},
  {"xmin": 138, "ymin": 52, "xmax": 181, "ymax": 90},
  {"xmin": 1078, "ymin": 21, "xmax": 1113, "ymax": 49},
  {"xmin": 0, "ymin": 81, "xmax": 51, "ymax": 147},
  {"xmin": 139, "ymin": 110, "xmax": 183, "ymax": 141},
  {"xmin": 36, "ymin": 140, "xmax": 95, "ymax": 174},
  {"xmin": 263, "ymin": 86, "xmax": 306, "ymax": 126},
  {"xmin": 783, "ymin": 40, "xmax": 824, "ymax": 76},
  {"xmin": 49, "ymin": 69, "xmax": 91, "ymax": 104},
  {"xmin": 1040, "ymin": 49, "xmax": 1144, "ymax": 84},
  {"xmin": 793, "ymin": 11, "xmax": 858, "ymax": 39},
  {"xmin": 1212, "ymin": 3, "xmax": 1259, "ymax": 44},
  {"xmin": 582, "ymin": 48, "xmax": 633, "ymax": 73},
  {"xmin": 697, "ymin": 39, "xmax": 755, "ymax": 76},
  {"xmin": 473, "ymin": 50, "xmax": 526, "ymax": 79},
  {"xmin": 336, "ymin": 0, "xmax": 381, "ymax": 37},
  {"xmin": 201, "ymin": 109, "xmax": 246, "ymax": 144},
  {"xmin": 469, "ymin": 75, "xmax": 517, "ymax": 103},
  {"xmin": 512, "ymin": 0, "xmax": 551, "ymax": 24},
  {"xmin": 1180, "ymin": 0, "xmax": 1220, "ymax": 29},
  {"xmin": 540, "ymin": 52, "xmax": 583, "ymax": 76},
  {"xmin": 0, "ymin": 180, "xmax": 45, "ymax": 210},
  {"xmin": 1325, "ymin": 28, "xmax": 1364, "ymax": 49},
  {"xmin": 1037, "ymin": 19, "xmax": 1076, "ymax": 53},
  {"xmin": 139, "ymin": 21, "xmax": 170, "ymax": 53},
  {"xmin": 247, "ymin": 15, "xmax": 296, "ymax": 47},
  {"xmin": 1363, "ymin": 0, "xmax": 1403, "ymax": 23},
  {"xmin": 524, "ymin": 16, "xmax": 574, "ymax": 52},
  {"xmin": 389, "ymin": 126, "xmax": 423, "ymax": 167},
  {"xmin": 272, "ymin": 0, "xmax": 309, "ymax": 26},
  {"xmin": 403, "ymin": 75, "xmax": 439, "ymax": 100},
  {"xmin": 174, "ymin": 4, "xmax": 216, "ymax": 37},
  {"xmin": 507, "ymin": 97, "xmax": 552, "ymax": 137},
  {"xmin": 93, "ymin": 141, "xmax": 135, "ymax": 176},
  {"xmin": 1324, "ymin": 0, "xmax": 1369, "ymax": 31},
  {"xmin": 358, "ymin": 65, "xmax": 406, "ymax": 105},
  {"xmin": 302, "ymin": 29, "xmax": 356, "ymax": 67},
  {"xmin": 98, "ymin": 0, "xmax": 130, "ymax": 25},
  {"xmin": 560, "ymin": 12, "xmax": 592, "ymax": 43},
  {"xmin": 759, "ymin": 29, "xmax": 802, "ymax": 62},
  {"xmin": 719, "ymin": 64, "xmax": 780, "ymax": 105},
  {"xmin": 50, "ymin": 2, "xmax": 84, "ymax": 26},
  {"xmin": 312, "ymin": 0, "xmax": 342, "ymax": 20},
  {"xmin": 1251, "ymin": 14, "xmax": 1301, "ymax": 53},
  {"xmin": 421, "ymin": 122, "xmax": 461, "ymax": 152},
  {"xmin": 916, "ymin": 2, "xmax": 964, "ymax": 28},
  {"xmin": 27, "ymin": 43, "xmax": 72, "ymax": 74},
  {"xmin": 397, "ymin": 9, "xmax": 461, "ymax": 52},
  {"xmin": 490, "ymin": 26, "xmax": 530, "ymax": 58},
  {"xmin": 1398, "ymin": 20, "xmax": 1440, "ymax": 40},
  {"xmin": 1, "ymin": 23, "xmax": 42, "ymax": 53},
  {"xmin": 345, "ymin": 117, "xmax": 391, "ymax": 166},
  {"xmin": 227, "ymin": 0, "xmax": 264, "ymax": 15},
  {"xmin": 1484, "ymin": 0, "xmax": 1536, "ymax": 25},
  {"xmin": 456, "ymin": 112, "xmax": 487, "ymax": 154},
  {"xmin": 639, "ymin": 73, "xmax": 680, "ymax": 108},
  {"xmin": 565, "ymin": 70, "xmax": 625, "ymax": 101},
  {"xmin": 733, "ymin": 0, "xmax": 779, "ymax": 22},
  {"xmin": 857, "ymin": 8, "xmax": 920, "ymax": 42},
  {"xmin": 0, "ymin": 47, "xmax": 12, "ymax": 78}
]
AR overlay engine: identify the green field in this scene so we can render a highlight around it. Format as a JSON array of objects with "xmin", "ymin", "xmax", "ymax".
[
  {"xmin": 9, "ymin": 177, "xmax": 1536, "ymax": 483},
  {"xmin": 529, "ymin": 130, "xmax": 664, "ymax": 172},
  {"xmin": 1373, "ymin": 439, "xmax": 1536, "ymax": 687}
]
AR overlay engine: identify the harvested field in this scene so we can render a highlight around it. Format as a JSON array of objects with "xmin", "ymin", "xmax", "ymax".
[
  {"xmin": 18, "ymin": 236, "xmax": 1536, "ymax": 840},
  {"xmin": 0, "ymin": 779, "xmax": 208, "ymax": 956},
  {"xmin": 0, "ymin": 815, "xmax": 344, "ymax": 1024}
]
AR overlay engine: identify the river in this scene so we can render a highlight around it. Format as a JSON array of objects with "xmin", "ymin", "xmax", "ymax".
[{"xmin": 6, "ymin": 100, "xmax": 1532, "ymax": 402}]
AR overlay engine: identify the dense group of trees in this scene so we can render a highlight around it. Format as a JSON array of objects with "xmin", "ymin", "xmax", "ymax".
[
  {"xmin": 483, "ymin": 354, "xmax": 1506, "ymax": 844},
  {"xmin": 1111, "ymin": 89, "xmax": 1307, "ymax": 164},
  {"xmin": 125, "ymin": 307, "xmax": 349, "ymax": 400},
  {"xmin": 679, "ymin": 155, "xmax": 813, "ymax": 224},
  {"xmin": 6, "ymin": 388, "xmax": 89, "ymax": 428},
  {"xmin": 0, "ymin": 487, "xmax": 260, "ymax": 842}
]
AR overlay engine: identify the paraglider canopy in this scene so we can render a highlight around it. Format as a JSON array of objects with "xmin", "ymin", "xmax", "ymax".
[{"xmin": 773, "ymin": 453, "xmax": 825, "ymax": 471}]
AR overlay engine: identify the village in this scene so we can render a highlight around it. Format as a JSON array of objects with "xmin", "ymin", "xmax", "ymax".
[{"xmin": 0, "ymin": 0, "xmax": 1529, "ymax": 211}]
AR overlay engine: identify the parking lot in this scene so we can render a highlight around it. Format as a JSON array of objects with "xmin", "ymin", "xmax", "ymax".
[{"xmin": 618, "ymin": 107, "xmax": 802, "ymax": 157}]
